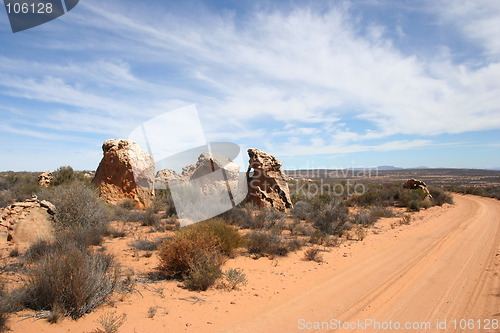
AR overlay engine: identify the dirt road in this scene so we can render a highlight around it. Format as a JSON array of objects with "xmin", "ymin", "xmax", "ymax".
[{"xmin": 225, "ymin": 195, "xmax": 500, "ymax": 333}]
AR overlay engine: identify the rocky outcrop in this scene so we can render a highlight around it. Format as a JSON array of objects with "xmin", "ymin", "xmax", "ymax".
[
  {"xmin": 246, "ymin": 148, "xmax": 293, "ymax": 211},
  {"xmin": 155, "ymin": 169, "xmax": 184, "ymax": 189},
  {"xmin": 38, "ymin": 171, "xmax": 53, "ymax": 187},
  {"xmin": 156, "ymin": 152, "xmax": 240, "ymax": 188},
  {"xmin": 0, "ymin": 197, "xmax": 56, "ymax": 243},
  {"xmin": 92, "ymin": 139, "xmax": 155, "ymax": 209},
  {"xmin": 403, "ymin": 178, "xmax": 431, "ymax": 197},
  {"xmin": 186, "ymin": 152, "xmax": 239, "ymax": 181}
]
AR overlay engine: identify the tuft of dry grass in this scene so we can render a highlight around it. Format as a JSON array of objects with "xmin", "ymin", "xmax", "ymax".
[
  {"xmin": 96, "ymin": 312, "xmax": 127, "ymax": 333},
  {"xmin": 303, "ymin": 248, "xmax": 323, "ymax": 263}
]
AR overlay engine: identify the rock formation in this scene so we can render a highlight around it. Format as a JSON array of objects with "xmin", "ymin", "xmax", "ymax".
[
  {"xmin": 156, "ymin": 152, "xmax": 240, "ymax": 188},
  {"xmin": 0, "ymin": 197, "xmax": 56, "ymax": 243},
  {"xmin": 246, "ymin": 148, "xmax": 293, "ymax": 211},
  {"xmin": 403, "ymin": 178, "xmax": 431, "ymax": 197},
  {"xmin": 38, "ymin": 171, "xmax": 53, "ymax": 187},
  {"xmin": 92, "ymin": 139, "xmax": 155, "ymax": 209}
]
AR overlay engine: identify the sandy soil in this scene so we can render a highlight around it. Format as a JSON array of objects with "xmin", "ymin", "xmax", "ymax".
[{"xmin": 5, "ymin": 194, "xmax": 500, "ymax": 333}]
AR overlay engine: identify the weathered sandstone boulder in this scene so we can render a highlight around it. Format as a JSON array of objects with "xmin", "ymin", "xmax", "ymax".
[
  {"xmin": 403, "ymin": 178, "xmax": 431, "ymax": 197},
  {"xmin": 38, "ymin": 171, "xmax": 53, "ymax": 187},
  {"xmin": 246, "ymin": 148, "xmax": 293, "ymax": 211},
  {"xmin": 0, "ymin": 197, "xmax": 56, "ymax": 243},
  {"xmin": 186, "ymin": 152, "xmax": 239, "ymax": 181},
  {"xmin": 92, "ymin": 139, "xmax": 155, "ymax": 209},
  {"xmin": 155, "ymin": 169, "xmax": 184, "ymax": 189}
]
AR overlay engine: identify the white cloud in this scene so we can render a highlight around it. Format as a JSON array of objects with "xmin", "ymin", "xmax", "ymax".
[
  {"xmin": 433, "ymin": 0, "xmax": 500, "ymax": 58},
  {"xmin": 1, "ymin": 0, "xmax": 499, "ymax": 165}
]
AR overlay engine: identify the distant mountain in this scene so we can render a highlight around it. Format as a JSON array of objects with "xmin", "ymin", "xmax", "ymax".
[{"xmin": 375, "ymin": 165, "xmax": 404, "ymax": 171}]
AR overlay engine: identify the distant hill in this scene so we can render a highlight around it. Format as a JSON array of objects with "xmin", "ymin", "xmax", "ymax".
[{"xmin": 374, "ymin": 165, "xmax": 404, "ymax": 171}]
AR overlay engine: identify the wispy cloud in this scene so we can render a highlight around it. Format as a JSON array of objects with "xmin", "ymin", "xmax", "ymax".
[{"xmin": 0, "ymin": 0, "xmax": 499, "ymax": 170}]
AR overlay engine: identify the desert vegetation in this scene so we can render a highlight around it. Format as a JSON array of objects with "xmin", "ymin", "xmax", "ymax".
[{"xmin": 0, "ymin": 167, "xmax": 464, "ymax": 329}]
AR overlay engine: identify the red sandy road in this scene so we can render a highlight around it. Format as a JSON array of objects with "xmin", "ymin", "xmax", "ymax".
[{"xmin": 224, "ymin": 195, "xmax": 500, "ymax": 333}]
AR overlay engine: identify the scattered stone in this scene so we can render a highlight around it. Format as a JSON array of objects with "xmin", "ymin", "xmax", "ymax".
[
  {"xmin": 246, "ymin": 148, "xmax": 293, "ymax": 211},
  {"xmin": 38, "ymin": 170, "xmax": 53, "ymax": 187},
  {"xmin": 0, "ymin": 197, "xmax": 56, "ymax": 243},
  {"xmin": 92, "ymin": 139, "xmax": 155, "ymax": 209}
]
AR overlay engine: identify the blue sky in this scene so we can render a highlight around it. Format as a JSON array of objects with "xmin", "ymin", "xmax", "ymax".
[{"xmin": 0, "ymin": 0, "xmax": 499, "ymax": 171}]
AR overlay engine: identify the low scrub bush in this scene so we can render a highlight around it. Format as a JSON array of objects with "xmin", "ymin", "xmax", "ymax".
[
  {"xmin": 408, "ymin": 200, "xmax": 421, "ymax": 212},
  {"xmin": 245, "ymin": 231, "xmax": 294, "ymax": 256},
  {"xmin": 354, "ymin": 226, "xmax": 367, "ymax": 241},
  {"xmin": 429, "ymin": 187, "xmax": 454, "ymax": 206},
  {"xmin": 309, "ymin": 200, "xmax": 349, "ymax": 236},
  {"xmin": 188, "ymin": 219, "xmax": 245, "ymax": 256},
  {"xmin": 0, "ymin": 191, "xmax": 14, "ymax": 208},
  {"xmin": 303, "ymin": 248, "xmax": 323, "ymax": 263},
  {"xmin": 351, "ymin": 210, "xmax": 377, "ymax": 226},
  {"xmin": 0, "ymin": 283, "xmax": 8, "ymax": 332},
  {"xmin": 400, "ymin": 214, "xmax": 412, "ymax": 225},
  {"xmin": 152, "ymin": 189, "xmax": 176, "ymax": 217},
  {"xmin": 291, "ymin": 201, "xmax": 313, "ymax": 220},
  {"xmin": 39, "ymin": 181, "xmax": 110, "ymax": 247},
  {"xmin": 222, "ymin": 268, "xmax": 248, "ymax": 290},
  {"xmin": 446, "ymin": 185, "xmax": 500, "ymax": 200},
  {"xmin": 217, "ymin": 206, "xmax": 254, "ymax": 228},
  {"xmin": 140, "ymin": 209, "xmax": 161, "ymax": 227},
  {"xmin": 183, "ymin": 251, "xmax": 224, "ymax": 291},
  {"xmin": 52, "ymin": 166, "xmax": 75, "ymax": 186},
  {"xmin": 24, "ymin": 240, "xmax": 55, "ymax": 262},
  {"xmin": 129, "ymin": 239, "xmax": 160, "ymax": 252},
  {"xmin": 158, "ymin": 227, "xmax": 225, "ymax": 283},
  {"xmin": 21, "ymin": 243, "xmax": 118, "ymax": 319}
]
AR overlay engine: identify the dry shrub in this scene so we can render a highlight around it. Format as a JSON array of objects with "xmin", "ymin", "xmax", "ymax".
[
  {"xmin": 0, "ymin": 283, "xmax": 8, "ymax": 332},
  {"xmin": 130, "ymin": 239, "xmax": 160, "ymax": 252},
  {"xmin": 246, "ymin": 231, "xmax": 293, "ymax": 256},
  {"xmin": 303, "ymin": 248, "xmax": 323, "ymax": 263},
  {"xmin": 183, "ymin": 251, "xmax": 225, "ymax": 291},
  {"xmin": 39, "ymin": 180, "xmax": 110, "ymax": 247},
  {"xmin": 400, "ymin": 214, "xmax": 412, "ymax": 225},
  {"xmin": 354, "ymin": 226, "xmax": 367, "ymax": 241},
  {"xmin": 189, "ymin": 219, "xmax": 245, "ymax": 256},
  {"xmin": 96, "ymin": 312, "xmax": 127, "ymax": 333},
  {"xmin": 21, "ymin": 242, "xmax": 118, "ymax": 319},
  {"xmin": 430, "ymin": 187, "xmax": 454, "ymax": 206},
  {"xmin": 157, "ymin": 227, "xmax": 224, "ymax": 281},
  {"xmin": 310, "ymin": 200, "xmax": 349, "ymax": 236},
  {"xmin": 222, "ymin": 268, "xmax": 248, "ymax": 290}
]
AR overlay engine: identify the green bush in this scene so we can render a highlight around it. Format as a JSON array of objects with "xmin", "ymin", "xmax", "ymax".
[
  {"xmin": 21, "ymin": 243, "xmax": 118, "ymax": 319},
  {"xmin": 408, "ymin": 200, "xmax": 421, "ymax": 212},
  {"xmin": 52, "ymin": 166, "xmax": 75, "ymax": 186},
  {"xmin": 186, "ymin": 219, "xmax": 244, "ymax": 256},
  {"xmin": 429, "ymin": 187, "xmax": 454, "ymax": 206}
]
